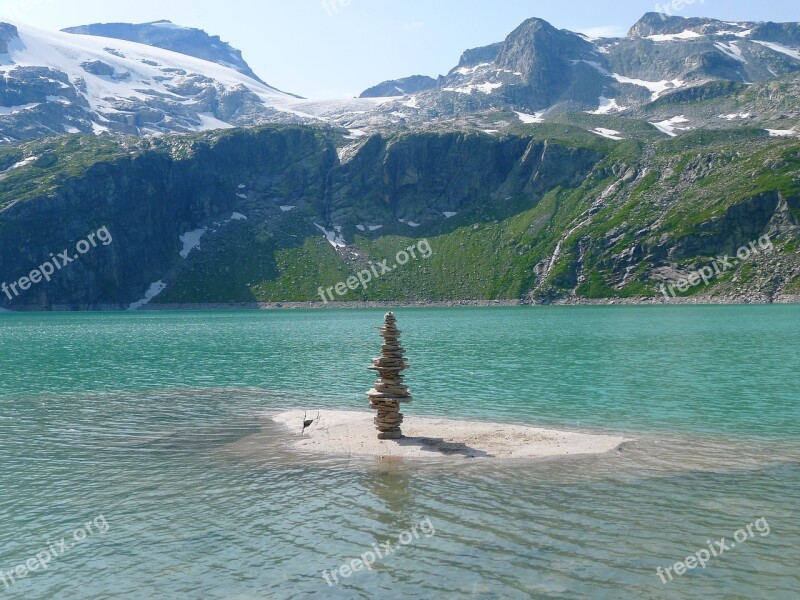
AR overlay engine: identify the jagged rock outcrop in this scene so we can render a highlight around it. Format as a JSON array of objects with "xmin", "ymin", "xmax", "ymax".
[
  {"xmin": 0, "ymin": 22, "xmax": 18, "ymax": 53},
  {"xmin": 456, "ymin": 43, "xmax": 503, "ymax": 69},
  {"xmin": 360, "ymin": 75, "xmax": 438, "ymax": 98}
]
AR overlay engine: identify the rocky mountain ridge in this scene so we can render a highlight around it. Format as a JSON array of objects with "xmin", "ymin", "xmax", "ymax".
[
  {"xmin": 0, "ymin": 13, "xmax": 798, "ymax": 309},
  {"xmin": 3, "ymin": 13, "xmax": 799, "ymax": 143}
]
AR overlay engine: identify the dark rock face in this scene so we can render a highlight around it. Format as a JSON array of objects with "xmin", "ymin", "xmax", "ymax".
[
  {"xmin": 495, "ymin": 18, "xmax": 603, "ymax": 109},
  {"xmin": 81, "ymin": 60, "xmax": 116, "ymax": 77},
  {"xmin": 0, "ymin": 67, "xmax": 88, "ymax": 107},
  {"xmin": 0, "ymin": 127, "xmax": 599, "ymax": 309},
  {"xmin": 660, "ymin": 192, "xmax": 782, "ymax": 260},
  {"xmin": 62, "ymin": 20, "xmax": 270, "ymax": 86},
  {"xmin": 328, "ymin": 132, "xmax": 599, "ymax": 225},
  {"xmin": 360, "ymin": 75, "xmax": 438, "ymax": 98},
  {"xmin": 0, "ymin": 127, "xmax": 338, "ymax": 309},
  {"xmin": 0, "ymin": 22, "xmax": 19, "ymax": 54},
  {"xmin": 750, "ymin": 22, "xmax": 800, "ymax": 46},
  {"xmin": 456, "ymin": 43, "xmax": 503, "ymax": 69}
]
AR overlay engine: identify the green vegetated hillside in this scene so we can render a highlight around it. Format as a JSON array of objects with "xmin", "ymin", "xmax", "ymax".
[{"xmin": 0, "ymin": 121, "xmax": 798, "ymax": 310}]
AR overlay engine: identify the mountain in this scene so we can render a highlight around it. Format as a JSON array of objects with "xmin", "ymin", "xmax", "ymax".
[
  {"xmin": 0, "ymin": 20, "xmax": 413, "ymax": 142},
  {"xmin": 1, "ymin": 123, "xmax": 798, "ymax": 310},
  {"xmin": 4, "ymin": 14, "xmax": 800, "ymax": 144},
  {"xmin": 62, "ymin": 20, "xmax": 269, "ymax": 86},
  {"xmin": 360, "ymin": 13, "xmax": 800, "ymax": 119},
  {"xmin": 0, "ymin": 21, "xmax": 311, "ymax": 140},
  {"xmin": 0, "ymin": 13, "xmax": 799, "ymax": 309}
]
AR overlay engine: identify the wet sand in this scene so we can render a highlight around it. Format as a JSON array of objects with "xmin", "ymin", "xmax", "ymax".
[{"xmin": 272, "ymin": 410, "xmax": 629, "ymax": 460}]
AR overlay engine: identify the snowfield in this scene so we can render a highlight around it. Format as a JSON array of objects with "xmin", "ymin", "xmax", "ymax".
[
  {"xmin": 0, "ymin": 20, "xmax": 407, "ymax": 133},
  {"xmin": 591, "ymin": 128, "xmax": 623, "ymax": 140},
  {"xmin": 587, "ymin": 97, "xmax": 626, "ymax": 115},
  {"xmin": 645, "ymin": 30, "xmax": 703, "ymax": 42},
  {"xmin": 650, "ymin": 116, "xmax": 691, "ymax": 137},
  {"xmin": 613, "ymin": 74, "xmax": 685, "ymax": 101},
  {"xmin": 752, "ymin": 41, "xmax": 800, "ymax": 62}
]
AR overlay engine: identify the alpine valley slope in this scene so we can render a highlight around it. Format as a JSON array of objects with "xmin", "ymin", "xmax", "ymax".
[
  {"xmin": 0, "ymin": 14, "xmax": 799, "ymax": 310},
  {"xmin": 1, "ymin": 123, "xmax": 798, "ymax": 310}
]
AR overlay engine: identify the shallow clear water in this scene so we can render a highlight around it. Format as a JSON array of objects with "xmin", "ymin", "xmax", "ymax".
[{"xmin": 1, "ymin": 306, "xmax": 799, "ymax": 599}]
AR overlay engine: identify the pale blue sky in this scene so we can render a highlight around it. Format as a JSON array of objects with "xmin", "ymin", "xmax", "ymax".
[{"xmin": 2, "ymin": 0, "xmax": 798, "ymax": 98}]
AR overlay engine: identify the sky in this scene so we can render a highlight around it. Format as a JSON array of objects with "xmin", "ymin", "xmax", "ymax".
[{"xmin": 2, "ymin": 0, "xmax": 798, "ymax": 98}]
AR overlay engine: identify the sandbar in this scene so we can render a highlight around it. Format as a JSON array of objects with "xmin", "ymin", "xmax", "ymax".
[{"xmin": 273, "ymin": 410, "xmax": 629, "ymax": 460}]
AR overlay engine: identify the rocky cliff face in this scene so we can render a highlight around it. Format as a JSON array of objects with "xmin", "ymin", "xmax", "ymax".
[
  {"xmin": 0, "ymin": 22, "xmax": 18, "ymax": 53},
  {"xmin": 1, "ymin": 125, "xmax": 798, "ymax": 309},
  {"xmin": 0, "ymin": 127, "xmax": 602, "ymax": 309}
]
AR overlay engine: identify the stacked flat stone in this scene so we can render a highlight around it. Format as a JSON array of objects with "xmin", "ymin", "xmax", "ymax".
[{"xmin": 367, "ymin": 312, "xmax": 413, "ymax": 440}]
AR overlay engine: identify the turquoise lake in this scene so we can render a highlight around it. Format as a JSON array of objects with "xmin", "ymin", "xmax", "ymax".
[{"xmin": 1, "ymin": 306, "xmax": 798, "ymax": 599}]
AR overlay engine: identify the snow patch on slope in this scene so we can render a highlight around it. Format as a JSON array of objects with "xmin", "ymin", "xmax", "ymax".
[
  {"xmin": 314, "ymin": 223, "xmax": 347, "ymax": 248},
  {"xmin": 591, "ymin": 128, "xmax": 623, "ymax": 140},
  {"xmin": 454, "ymin": 63, "xmax": 493, "ymax": 76},
  {"xmin": 767, "ymin": 129, "xmax": 797, "ymax": 137},
  {"xmin": 650, "ymin": 116, "xmax": 691, "ymax": 137},
  {"xmin": 587, "ymin": 97, "xmax": 626, "ymax": 115},
  {"xmin": 128, "ymin": 280, "xmax": 166, "ymax": 310},
  {"xmin": 753, "ymin": 41, "xmax": 800, "ymax": 62},
  {"xmin": 515, "ymin": 111, "xmax": 544, "ymax": 124},
  {"xmin": 714, "ymin": 41, "xmax": 746, "ymax": 63},
  {"xmin": 0, "ymin": 103, "xmax": 40, "ymax": 115},
  {"xmin": 196, "ymin": 113, "xmax": 235, "ymax": 131},
  {"xmin": 443, "ymin": 82, "xmax": 502, "ymax": 95},
  {"xmin": 613, "ymin": 75, "xmax": 684, "ymax": 101},
  {"xmin": 179, "ymin": 228, "xmax": 207, "ymax": 258},
  {"xmin": 645, "ymin": 30, "xmax": 703, "ymax": 42}
]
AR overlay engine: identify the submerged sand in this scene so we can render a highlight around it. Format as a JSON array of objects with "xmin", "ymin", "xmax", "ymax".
[{"xmin": 273, "ymin": 410, "xmax": 628, "ymax": 460}]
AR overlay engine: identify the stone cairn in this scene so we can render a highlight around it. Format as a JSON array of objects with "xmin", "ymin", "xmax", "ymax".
[{"xmin": 367, "ymin": 312, "xmax": 413, "ymax": 439}]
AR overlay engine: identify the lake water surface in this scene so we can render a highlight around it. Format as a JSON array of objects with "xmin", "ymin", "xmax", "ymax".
[{"xmin": 1, "ymin": 306, "xmax": 798, "ymax": 599}]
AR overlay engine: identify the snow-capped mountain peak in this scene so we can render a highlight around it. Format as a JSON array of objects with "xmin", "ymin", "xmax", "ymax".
[
  {"xmin": 62, "ymin": 20, "xmax": 270, "ymax": 86},
  {"xmin": 0, "ymin": 20, "xmax": 310, "ymax": 139}
]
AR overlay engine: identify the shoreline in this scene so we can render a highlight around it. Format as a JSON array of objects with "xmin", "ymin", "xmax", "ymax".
[
  {"xmin": 3, "ymin": 295, "xmax": 799, "ymax": 312},
  {"xmin": 105, "ymin": 293, "xmax": 800, "ymax": 310},
  {"xmin": 272, "ymin": 410, "xmax": 629, "ymax": 460}
]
